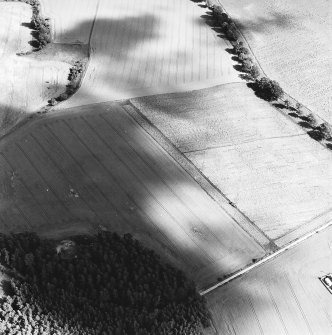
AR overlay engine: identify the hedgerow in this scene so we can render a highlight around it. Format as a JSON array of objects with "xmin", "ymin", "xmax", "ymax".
[
  {"xmin": 0, "ymin": 232, "xmax": 211, "ymax": 335},
  {"xmin": 51, "ymin": 61, "xmax": 85, "ymax": 105}
]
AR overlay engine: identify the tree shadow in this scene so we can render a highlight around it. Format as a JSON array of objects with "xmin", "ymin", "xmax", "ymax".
[
  {"xmin": 298, "ymin": 121, "xmax": 313, "ymax": 129},
  {"xmin": 273, "ymin": 103, "xmax": 287, "ymax": 109},
  {"xmin": 200, "ymin": 14, "xmax": 216, "ymax": 27},
  {"xmin": 21, "ymin": 22, "xmax": 32, "ymax": 28},
  {"xmin": 225, "ymin": 47, "xmax": 235, "ymax": 55},
  {"xmin": 233, "ymin": 64, "xmax": 244, "ymax": 72},
  {"xmin": 28, "ymin": 39, "xmax": 40, "ymax": 49},
  {"xmin": 307, "ymin": 129, "xmax": 324, "ymax": 141}
]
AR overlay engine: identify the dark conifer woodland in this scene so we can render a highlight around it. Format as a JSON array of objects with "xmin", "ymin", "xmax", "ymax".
[{"xmin": 0, "ymin": 232, "xmax": 210, "ymax": 335}]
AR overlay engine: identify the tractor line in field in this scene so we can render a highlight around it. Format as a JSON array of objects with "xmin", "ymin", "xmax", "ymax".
[{"xmin": 200, "ymin": 218, "xmax": 332, "ymax": 295}]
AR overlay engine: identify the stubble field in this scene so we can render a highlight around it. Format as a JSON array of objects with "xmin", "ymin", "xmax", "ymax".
[
  {"xmin": 0, "ymin": 102, "xmax": 265, "ymax": 288},
  {"xmin": 132, "ymin": 82, "xmax": 332, "ymax": 245},
  {"xmin": 218, "ymin": 0, "xmax": 332, "ymax": 122},
  {"xmin": 0, "ymin": 2, "xmax": 70, "ymax": 133}
]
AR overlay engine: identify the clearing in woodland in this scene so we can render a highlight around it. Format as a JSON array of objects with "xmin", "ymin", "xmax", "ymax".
[
  {"xmin": 0, "ymin": 2, "xmax": 70, "ymax": 134},
  {"xmin": 0, "ymin": 102, "xmax": 265, "ymax": 289},
  {"xmin": 132, "ymin": 82, "xmax": 332, "ymax": 246},
  {"xmin": 206, "ymin": 225, "xmax": 332, "ymax": 334},
  {"xmin": 218, "ymin": 0, "xmax": 332, "ymax": 122},
  {"xmin": 43, "ymin": 0, "xmax": 241, "ymax": 108}
]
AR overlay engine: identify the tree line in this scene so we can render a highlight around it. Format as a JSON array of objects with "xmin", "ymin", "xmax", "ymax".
[{"xmin": 206, "ymin": 2, "xmax": 284, "ymax": 101}]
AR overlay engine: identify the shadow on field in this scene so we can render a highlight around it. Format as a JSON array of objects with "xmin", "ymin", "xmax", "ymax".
[
  {"xmin": 60, "ymin": 14, "xmax": 163, "ymax": 96},
  {"xmin": 0, "ymin": 3, "xmax": 266, "ymax": 333},
  {"xmin": 21, "ymin": 22, "xmax": 32, "ymax": 28},
  {"xmin": 0, "ymin": 97, "xmax": 241, "ymax": 333}
]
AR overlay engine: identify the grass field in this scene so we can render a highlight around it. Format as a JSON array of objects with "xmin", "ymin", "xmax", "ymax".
[
  {"xmin": 132, "ymin": 83, "xmax": 332, "ymax": 244},
  {"xmin": 43, "ymin": 0, "xmax": 241, "ymax": 108},
  {"xmin": 0, "ymin": 2, "xmax": 70, "ymax": 133},
  {"xmin": 218, "ymin": 0, "xmax": 332, "ymax": 122},
  {"xmin": 206, "ymin": 225, "xmax": 332, "ymax": 334},
  {"xmin": 0, "ymin": 102, "xmax": 265, "ymax": 288}
]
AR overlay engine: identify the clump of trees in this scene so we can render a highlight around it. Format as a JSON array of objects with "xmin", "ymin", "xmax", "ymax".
[
  {"xmin": 0, "ymin": 232, "xmax": 211, "ymax": 335},
  {"xmin": 51, "ymin": 61, "xmax": 85, "ymax": 104},
  {"xmin": 255, "ymin": 77, "xmax": 284, "ymax": 101},
  {"xmin": 4, "ymin": 0, "xmax": 51, "ymax": 49},
  {"xmin": 31, "ymin": 12, "xmax": 51, "ymax": 48}
]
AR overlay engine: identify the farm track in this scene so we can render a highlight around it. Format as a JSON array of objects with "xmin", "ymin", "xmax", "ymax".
[{"xmin": 206, "ymin": 226, "xmax": 332, "ymax": 334}]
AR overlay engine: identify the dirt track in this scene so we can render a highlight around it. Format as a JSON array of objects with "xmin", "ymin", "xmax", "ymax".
[{"xmin": 206, "ymin": 225, "xmax": 332, "ymax": 334}]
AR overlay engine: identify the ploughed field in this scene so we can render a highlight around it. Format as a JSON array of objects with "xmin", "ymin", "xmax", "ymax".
[
  {"xmin": 0, "ymin": 102, "xmax": 265, "ymax": 289},
  {"xmin": 206, "ymin": 226, "xmax": 332, "ymax": 334},
  {"xmin": 132, "ymin": 83, "xmax": 332, "ymax": 246},
  {"xmin": 0, "ymin": 2, "xmax": 70, "ymax": 133},
  {"xmin": 218, "ymin": 0, "xmax": 332, "ymax": 122},
  {"xmin": 42, "ymin": 0, "xmax": 240, "ymax": 108}
]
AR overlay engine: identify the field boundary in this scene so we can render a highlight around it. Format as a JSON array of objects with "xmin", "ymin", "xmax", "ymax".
[
  {"xmin": 200, "ymin": 218, "xmax": 332, "ymax": 296},
  {"xmin": 210, "ymin": 0, "xmax": 332, "ymax": 128},
  {"xmin": 125, "ymin": 100, "xmax": 274, "ymax": 251}
]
